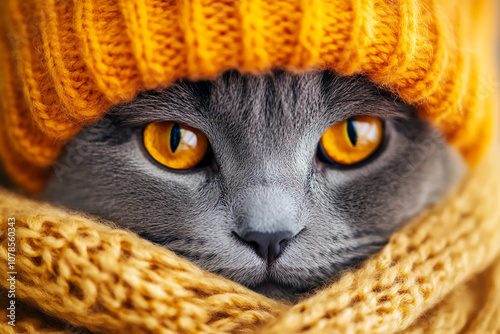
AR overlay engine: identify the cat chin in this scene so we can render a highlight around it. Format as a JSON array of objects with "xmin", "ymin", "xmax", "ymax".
[{"xmin": 250, "ymin": 279, "xmax": 313, "ymax": 302}]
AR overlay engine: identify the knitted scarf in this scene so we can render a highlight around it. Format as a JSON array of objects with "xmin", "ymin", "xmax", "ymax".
[{"xmin": 1, "ymin": 148, "xmax": 499, "ymax": 333}]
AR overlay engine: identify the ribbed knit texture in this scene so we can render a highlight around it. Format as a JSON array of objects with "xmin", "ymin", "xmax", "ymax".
[
  {"xmin": 1, "ymin": 149, "xmax": 500, "ymax": 333},
  {"xmin": 0, "ymin": 0, "xmax": 498, "ymax": 192}
]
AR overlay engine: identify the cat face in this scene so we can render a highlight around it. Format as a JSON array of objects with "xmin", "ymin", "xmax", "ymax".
[{"xmin": 42, "ymin": 70, "xmax": 465, "ymax": 301}]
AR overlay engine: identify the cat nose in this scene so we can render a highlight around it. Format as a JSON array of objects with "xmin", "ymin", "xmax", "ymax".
[{"xmin": 236, "ymin": 230, "xmax": 296, "ymax": 263}]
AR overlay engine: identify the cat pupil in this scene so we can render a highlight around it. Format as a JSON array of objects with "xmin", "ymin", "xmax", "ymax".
[
  {"xmin": 170, "ymin": 123, "xmax": 182, "ymax": 153},
  {"xmin": 346, "ymin": 119, "xmax": 358, "ymax": 147}
]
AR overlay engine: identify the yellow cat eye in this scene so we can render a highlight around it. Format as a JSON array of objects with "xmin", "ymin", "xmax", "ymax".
[
  {"xmin": 143, "ymin": 121, "xmax": 208, "ymax": 170},
  {"xmin": 320, "ymin": 116, "xmax": 383, "ymax": 165}
]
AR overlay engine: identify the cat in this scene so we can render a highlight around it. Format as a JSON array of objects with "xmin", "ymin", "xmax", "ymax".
[{"xmin": 41, "ymin": 70, "xmax": 465, "ymax": 301}]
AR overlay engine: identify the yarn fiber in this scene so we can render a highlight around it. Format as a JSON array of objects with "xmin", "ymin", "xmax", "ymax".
[
  {"xmin": 0, "ymin": 0, "xmax": 498, "ymax": 192},
  {"xmin": 1, "ymin": 148, "xmax": 500, "ymax": 333}
]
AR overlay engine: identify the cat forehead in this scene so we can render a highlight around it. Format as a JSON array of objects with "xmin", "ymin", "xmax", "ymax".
[{"xmin": 110, "ymin": 70, "xmax": 412, "ymax": 131}]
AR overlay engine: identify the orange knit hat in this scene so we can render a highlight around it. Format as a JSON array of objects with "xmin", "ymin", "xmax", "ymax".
[{"xmin": 0, "ymin": 0, "xmax": 497, "ymax": 192}]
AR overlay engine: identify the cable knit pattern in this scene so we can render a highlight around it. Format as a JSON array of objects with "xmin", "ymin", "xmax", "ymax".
[
  {"xmin": 0, "ymin": 0, "xmax": 497, "ymax": 192},
  {"xmin": 0, "ymin": 149, "xmax": 499, "ymax": 333}
]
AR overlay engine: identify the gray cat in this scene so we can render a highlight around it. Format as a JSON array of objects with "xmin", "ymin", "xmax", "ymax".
[{"xmin": 41, "ymin": 70, "xmax": 464, "ymax": 301}]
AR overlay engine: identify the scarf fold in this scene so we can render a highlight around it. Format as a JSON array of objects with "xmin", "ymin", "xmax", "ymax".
[{"xmin": 1, "ymin": 150, "xmax": 499, "ymax": 334}]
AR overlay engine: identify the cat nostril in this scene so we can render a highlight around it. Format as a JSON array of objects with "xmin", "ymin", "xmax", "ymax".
[{"xmin": 234, "ymin": 230, "xmax": 296, "ymax": 264}]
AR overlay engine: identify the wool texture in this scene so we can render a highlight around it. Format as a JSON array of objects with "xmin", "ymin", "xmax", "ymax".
[
  {"xmin": 0, "ymin": 0, "xmax": 498, "ymax": 192},
  {"xmin": 1, "ymin": 148, "xmax": 500, "ymax": 333}
]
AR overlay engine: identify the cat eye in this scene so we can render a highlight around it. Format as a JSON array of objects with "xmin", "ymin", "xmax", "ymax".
[
  {"xmin": 143, "ymin": 121, "xmax": 209, "ymax": 169},
  {"xmin": 319, "ymin": 116, "xmax": 383, "ymax": 166}
]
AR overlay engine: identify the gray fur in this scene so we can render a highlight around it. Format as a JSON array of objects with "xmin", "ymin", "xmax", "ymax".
[{"xmin": 41, "ymin": 70, "xmax": 465, "ymax": 301}]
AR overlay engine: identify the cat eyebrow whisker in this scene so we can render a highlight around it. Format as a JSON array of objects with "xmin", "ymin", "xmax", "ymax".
[{"xmin": 108, "ymin": 71, "xmax": 415, "ymax": 130}]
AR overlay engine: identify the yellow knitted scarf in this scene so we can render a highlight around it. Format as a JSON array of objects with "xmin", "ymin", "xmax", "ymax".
[{"xmin": 1, "ymin": 148, "xmax": 499, "ymax": 333}]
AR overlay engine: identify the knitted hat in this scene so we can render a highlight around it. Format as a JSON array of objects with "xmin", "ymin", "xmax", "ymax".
[{"xmin": 0, "ymin": 0, "xmax": 497, "ymax": 192}]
